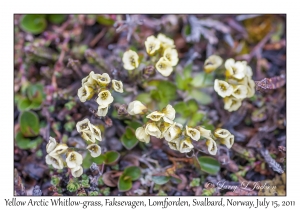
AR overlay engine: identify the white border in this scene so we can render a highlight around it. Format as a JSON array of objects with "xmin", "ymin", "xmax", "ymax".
[{"xmin": 2, "ymin": 0, "xmax": 299, "ymax": 209}]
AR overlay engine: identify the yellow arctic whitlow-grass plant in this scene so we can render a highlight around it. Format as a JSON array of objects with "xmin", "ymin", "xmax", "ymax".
[
  {"xmin": 45, "ymin": 118, "xmax": 104, "ymax": 178},
  {"xmin": 77, "ymin": 71, "xmax": 123, "ymax": 117},
  {"xmin": 127, "ymin": 101, "xmax": 234, "ymax": 155},
  {"xmin": 122, "ymin": 33, "xmax": 179, "ymax": 77},
  {"xmin": 204, "ymin": 55, "xmax": 256, "ymax": 112}
]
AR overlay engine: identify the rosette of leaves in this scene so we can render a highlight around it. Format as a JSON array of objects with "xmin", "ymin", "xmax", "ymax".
[
  {"xmin": 175, "ymin": 64, "xmax": 213, "ymax": 105},
  {"xmin": 136, "ymin": 80, "xmax": 177, "ymax": 110},
  {"xmin": 15, "ymin": 111, "xmax": 42, "ymax": 149}
]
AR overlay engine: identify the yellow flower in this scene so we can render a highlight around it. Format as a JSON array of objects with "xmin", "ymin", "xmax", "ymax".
[
  {"xmin": 135, "ymin": 127, "xmax": 150, "ymax": 143},
  {"xmin": 196, "ymin": 126, "xmax": 213, "ymax": 139},
  {"xmin": 220, "ymin": 134, "xmax": 234, "ymax": 149},
  {"xmin": 155, "ymin": 57, "xmax": 173, "ymax": 77},
  {"xmin": 145, "ymin": 122, "xmax": 161, "ymax": 138},
  {"xmin": 89, "ymin": 123, "xmax": 102, "ymax": 141},
  {"xmin": 162, "ymin": 104, "xmax": 176, "ymax": 121},
  {"xmin": 71, "ymin": 165, "xmax": 83, "ymax": 178},
  {"xmin": 214, "ymin": 79, "xmax": 233, "ymax": 98},
  {"xmin": 185, "ymin": 125, "xmax": 200, "ymax": 141},
  {"xmin": 163, "ymin": 122, "xmax": 182, "ymax": 142},
  {"xmin": 203, "ymin": 55, "xmax": 223, "ymax": 73},
  {"xmin": 179, "ymin": 138, "xmax": 194, "ymax": 153},
  {"xmin": 168, "ymin": 138, "xmax": 180, "ymax": 151},
  {"xmin": 86, "ymin": 144, "xmax": 101, "ymax": 157},
  {"xmin": 66, "ymin": 151, "xmax": 83, "ymax": 169},
  {"xmin": 82, "ymin": 71, "xmax": 96, "ymax": 86},
  {"xmin": 214, "ymin": 128, "xmax": 231, "ymax": 139},
  {"xmin": 97, "ymin": 90, "xmax": 114, "ymax": 106},
  {"xmin": 225, "ymin": 58, "xmax": 246, "ymax": 80},
  {"xmin": 246, "ymin": 78, "xmax": 256, "ymax": 98},
  {"xmin": 45, "ymin": 154, "xmax": 64, "ymax": 170},
  {"xmin": 224, "ymin": 96, "xmax": 242, "ymax": 112},
  {"xmin": 145, "ymin": 35, "xmax": 161, "ymax": 55},
  {"xmin": 206, "ymin": 138, "xmax": 217, "ymax": 155},
  {"xmin": 112, "ymin": 80, "xmax": 123, "ymax": 93},
  {"xmin": 227, "ymin": 76, "xmax": 248, "ymax": 86},
  {"xmin": 163, "ymin": 48, "xmax": 179, "ymax": 66},
  {"xmin": 122, "ymin": 50, "xmax": 139, "ymax": 70},
  {"xmin": 92, "ymin": 73, "xmax": 111, "ymax": 87},
  {"xmin": 232, "ymin": 85, "xmax": 247, "ymax": 99},
  {"xmin": 46, "ymin": 137, "xmax": 57, "ymax": 153},
  {"xmin": 97, "ymin": 104, "xmax": 109, "ymax": 117},
  {"xmin": 146, "ymin": 111, "xmax": 165, "ymax": 121},
  {"xmin": 49, "ymin": 144, "xmax": 68, "ymax": 155},
  {"xmin": 78, "ymin": 85, "xmax": 94, "ymax": 102},
  {"xmin": 159, "ymin": 121, "xmax": 173, "ymax": 137},
  {"xmin": 245, "ymin": 64, "xmax": 253, "ymax": 78},
  {"xmin": 76, "ymin": 118, "xmax": 91, "ymax": 133},
  {"xmin": 127, "ymin": 100, "xmax": 147, "ymax": 115},
  {"xmin": 157, "ymin": 33, "xmax": 175, "ymax": 49},
  {"xmin": 81, "ymin": 130, "xmax": 96, "ymax": 143}
]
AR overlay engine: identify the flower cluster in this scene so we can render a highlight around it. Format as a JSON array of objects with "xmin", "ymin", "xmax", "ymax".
[
  {"xmin": 127, "ymin": 101, "xmax": 234, "ymax": 155},
  {"xmin": 45, "ymin": 137, "xmax": 84, "ymax": 177},
  {"xmin": 213, "ymin": 58, "xmax": 255, "ymax": 112},
  {"xmin": 76, "ymin": 119, "xmax": 102, "ymax": 157},
  {"xmin": 122, "ymin": 33, "xmax": 179, "ymax": 77},
  {"xmin": 77, "ymin": 71, "xmax": 123, "ymax": 116},
  {"xmin": 45, "ymin": 119, "xmax": 103, "ymax": 178}
]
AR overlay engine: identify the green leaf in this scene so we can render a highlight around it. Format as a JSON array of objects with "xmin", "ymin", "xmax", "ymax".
[
  {"xmin": 198, "ymin": 156, "xmax": 220, "ymax": 175},
  {"xmin": 158, "ymin": 81, "xmax": 177, "ymax": 100},
  {"xmin": 104, "ymin": 151, "xmax": 120, "ymax": 165},
  {"xmin": 189, "ymin": 112, "xmax": 204, "ymax": 127},
  {"xmin": 17, "ymin": 98, "xmax": 31, "ymax": 111},
  {"xmin": 187, "ymin": 99, "xmax": 198, "ymax": 113},
  {"xmin": 20, "ymin": 14, "xmax": 47, "ymax": 34},
  {"xmin": 174, "ymin": 102, "xmax": 190, "ymax": 117},
  {"xmin": 15, "ymin": 132, "xmax": 42, "ymax": 149},
  {"xmin": 123, "ymin": 166, "xmax": 141, "ymax": 181},
  {"xmin": 191, "ymin": 72, "xmax": 213, "ymax": 88},
  {"xmin": 92, "ymin": 154, "xmax": 105, "ymax": 165},
  {"xmin": 97, "ymin": 15, "xmax": 115, "ymax": 26},
  {"xmin": 183, "ymin": 64, "xmax": 193, "ymax": 78},
  {"xmin": 118, "ymin": 174, "xmax": 132, "ymax": 192},
  {"xmin": 47, "ymin": 14, "xmax": 66, "ymax": 24},
  {"xmin": 175, "ymin": 73, "xmax": 192, "ymax": 90},
  {"xmin": 121, "ymin": 127, "xmax": 139, "ymax": 150},
  {"xmin": 136, "ymin": 93, "xmax": 152, "ymax": 105},
  {"xmin": 27, "ymin": 83, "xmax": 44, "ymax": 103},
  {"xmin": 19, "ymin": 111, "xmax": 40, "ymax": 137},
  {"xmin": 153, "ymin": 176, "xmax": 170, "ymax": 185},
  {"xmin": 190, "ymin": 90, "xmax": 212, "ymax": 105},
  {"xmin": 124, "ymin": 121, "xmax": 143, "ymax": 130},
  {"xmin": 148, "ymin": 80, "xmax": 177, "ymax": 101},
  {"xmin": 82, "ymin": 153, "xmax": 93, "ymax": 169},
  {"xmin": 28, "ymin": 101, "xmax": 42, "ymax": 110}
]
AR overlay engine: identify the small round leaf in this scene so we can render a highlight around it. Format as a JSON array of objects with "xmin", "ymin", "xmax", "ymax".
[
  {"xmin": 19, "ymin": 111, "xmax": 40, "ymax": 137},
  {"xmin": 118, "ymin": 174, "xmax": 132, "ymax": 192},
  {"xmin": 20, "ymin": 15, "xmax": 47, "ymax": 34},
  {"xmin": 153, "ymin": 176, "xmax": 170, "ymax": 185},
  {"xmin": 198, "ymin": 156, "xmax": 220, "ymax": 175},
  {"xmin": 104, "ymin": 151, "xmax": 120, "ymax": 165},
  {"xmin": 123, "ymin": 166, "xmax": 141, "ymax": 181},
  {"xmin": 48, "ymin": 14, "xmax": 66, "ymax": 24}
]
